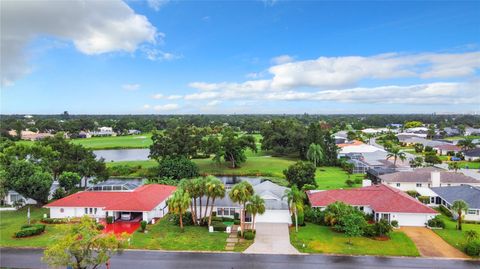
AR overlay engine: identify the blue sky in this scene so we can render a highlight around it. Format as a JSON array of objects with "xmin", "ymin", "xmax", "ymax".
[{"xmin": 1, "ymin": 0, "xmax": 479, "ymax": 114}]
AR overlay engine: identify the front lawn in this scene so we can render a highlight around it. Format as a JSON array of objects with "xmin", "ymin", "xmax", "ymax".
[
  {"xmin": 433, "ymin": 214, "xmax": 480, "ymax": 254},
  {"xmin": 129, "ymin": 216, "xmax": 228, "ymax": 251},
  {"xmin": 290, "ymin": 223, "xmax": 419, "ymax": 256},
  {"xmin": 0, "ymin": 207, "xmax": 62, "ymax": 247},
  {"xmin": 315, "ymin": 167, "xmax": 364, "ymax": 190}
]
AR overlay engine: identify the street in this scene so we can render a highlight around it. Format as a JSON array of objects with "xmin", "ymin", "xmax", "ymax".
[{"xmin": 1, "ymin": 248, "xmax": 479, "ymax": 269}]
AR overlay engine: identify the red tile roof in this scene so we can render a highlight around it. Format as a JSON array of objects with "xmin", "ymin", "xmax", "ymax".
[
  {"xmin": 45, "ymin": 184, "xmax": 176, "ymax": 212},
  {"xmin": 307, "ymin": 184, "xmax": 437, "ymax": 214}
]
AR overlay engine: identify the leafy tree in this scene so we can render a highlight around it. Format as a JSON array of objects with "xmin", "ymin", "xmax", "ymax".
[
  {"xmin": 283, "ymin": 185, "xmax": 306, "ymax": 232},
  {"xmin": 283, "ymin": 161, "xmax": 317, "ymax": 189},
  {"xmin": 168, "ymin": 188, "xmax": 191, "ymax": 231},
  {"xmin": 6, "ymin": 160, "xmax": 53, "ymax": 205},
  {"xmin": 424, "ymin": 152, "xmax": 442, "ymax": 165},
  {"xmin": 43, "ymin": 216, "xmax": 127, "ymax": 269},
  {"xmin": 404, "ymin": 121, "xmax": 423, "ymax": 129},
  {"xmin": 229, "ymin": 181, "xmax": 254, "ymax": 237},
  {"xmin": 205, "ymin": 177, "xmax": 226, "ymax": 226},
  {"xmin": 260, "ymin": 119, "xmax": 306, "ymax": 157},
  {"xmin": 246, "ymin": 194, "xmax": 265, "ymax": 230},
  {"xmin": 452, "ymin": 200, "xmax": 469, "ymax": 231},
  {"xmin": 347, "ymin": 131, "xmax": 357, "ymax": 141},
  {"xmin": 149, "ymin": 126, "xmax": 203, "ymax": 160},
  {"xmin": 386, "ymin": 146, "xmax": 406, "ymax": 166},
  {"xmin": 207, "ymin": 128, "xmax": 257, "ymax": 168},
  {"xmin": 0, "ymin": 170, "xmax": 7, "ymax": 202},
  {"xmin": 151, "ymin": 157, "xmax": 199, "ymax": 180},
  {"xmin": 457, "ymin": 138, "xmax": 476, "ymax": 151},
  {"xmin": 427, "ymin": 124, "xmax": 436, "ymax": 139},
  {"xmin": 58, "ymin": 171, "xmax": 81, "ymax": 192},
  {"xmin": 345, "ymin": 179, "xmax": 354, "ymax": 187},
  {"xmin": 306, "ymin": 143, "xmax": 324, "ymax": 167},
  {"xmin": 414, "ymin": 143, "xmax": 424, "ymax": 153},
  {"xmin": 341, "ymin": 213, "xmax": 367, "ymax": 245},
  {"xmin": 448, "ymin": 162, "xmax": 460, "ymax": 172},
  {"xmin": 52, "ymin": 187, "xmax": 67, "ymax": 200}
]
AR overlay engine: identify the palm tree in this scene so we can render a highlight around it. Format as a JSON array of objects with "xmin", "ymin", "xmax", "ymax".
[
  {"xmin": 229, "ymin": 181, "xmax": 254, "ymax": 237},
  {"xmin": 168, "ymin": 189, "xmax": 191, "ymax": 231},
  {"xmin": 192, "ymin": 177, "xmax": 207, "ymax": 221},
  {"xmin": 178, "ymin": 179, "xmax": 197, "ymax": 225},
  {"xmin": 448, "ymin": 162, "xmax": 460, "ymax": 172},
  {"xmin": 283, "ymin": 185, "xmax": 306, "ymax": 232},
  {"xmin": 206, "ymin": 177, "xmax": 226, "ymax": 226},
  {"xmin": 457, "ymin": 138, "xmax": 476, "ymax": 151},
  {"xmin": 365, "ymin": 133, "xmax": 374, "ymax": 144},
  {"xmin": 452, "ymin": 200, "xmax": 469, "ymax": 231},
  {"xmin": 203, "ymin": 176, "xmax": 216, "ymax": 220},
  {"xmin": 386, "ymin": 146, "xmax": 407, "ymax": 166},
  {"xmin": 306, "ymin": 143, "xmax": 324, "ymax": 167},
  {"xmin": 246, "ymin": 194, "xmax": 265, "ymax": 230}
]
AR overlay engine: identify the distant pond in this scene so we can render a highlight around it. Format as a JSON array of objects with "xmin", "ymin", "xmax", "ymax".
[{"xmin": 93, "ymin": 149, "xmax": 150, "ymax": 162}]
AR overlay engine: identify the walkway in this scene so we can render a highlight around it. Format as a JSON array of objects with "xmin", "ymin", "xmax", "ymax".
[
  {"xmin": 400, "ymin": 227, "xmax": 469, "ymax": 258},
  {"xmin": 244, "ymin": 223, "xmax": 299, "ymax": 254}
]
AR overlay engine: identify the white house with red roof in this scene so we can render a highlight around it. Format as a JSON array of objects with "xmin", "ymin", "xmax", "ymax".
[
  {"xmin": 45, "ymin": 184, "xmax": 176, "ymax": 223},
  {"xmin": 307, "ymin": 184, "xmax": 438, "ymax": 227}
]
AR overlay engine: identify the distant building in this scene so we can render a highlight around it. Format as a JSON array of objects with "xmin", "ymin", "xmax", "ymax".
[
  {"xmin": 429, "ymin": 185, "xmax": 480, "ymax": 222},
  {"xmin": 463, "ymin": 148, "xmax": 480, "ymax": 161},
  {"xmin": 128, "ymin": 129, "xmax": 141, "ymax": 135},
  {"xmin": 91, "ymin": 126, "xmax": 115, "ymax": 137},
  {"xmin": 8, "ymin": 130, "xmax": 53, "ymax": 141}
]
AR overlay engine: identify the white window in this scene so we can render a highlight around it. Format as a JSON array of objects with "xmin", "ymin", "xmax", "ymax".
[
  {"xmin": 467, "ymin": 209, "xmax": 476, "ymax": 215},
  {"xmin": 416, "ymin": 183, "xmax": 422, "ymax": 187},
  {"xmin": 89, "ymin": 208, "xmax": 93, "ymax": 214},
  {"xmin": 396, "ymin": 183, "xmax": 400, "ymax": 187}
]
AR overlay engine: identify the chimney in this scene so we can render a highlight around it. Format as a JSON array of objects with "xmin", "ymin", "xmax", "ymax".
[
  {"xmin": 362, "ymin": 180, "xmax": 372, "ymax": 187},
  {"xmin": 431, "ymin": 171, "xmax": 441, "ymax": 187}
]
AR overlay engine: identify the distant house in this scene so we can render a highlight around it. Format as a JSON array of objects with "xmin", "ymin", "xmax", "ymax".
[
  {"xmin": 463, "ymin": 148, "xmax": 480, "ymax": 161},
  {"xmin": 91, "ymin": 126, "xmax": 115, "ymax": 137},
  {"xmin": 379, "ymin": 168, "xmax": 480, "ymax": 191},
  {"xmin": 128, "ymin": 129, "xmax": 141, "ymax": 135},
  {"xmin": 433, "ymin": 144, "xmax": 462, "ymax": 155},
  {"xmin": 442, "ymin": 127, "xmax": 461, "ymax": 137},
  {"xmin": 465, "ymin": 127, "xmax": 480, "ymax": 136},
  {"xmin": 45, "ymin": 184, "xmax": 176, "ymax": 223},
  {"xmin": 429, "ymin": 185, "xmax": 480, "ymax": 222},
  {"xmin": 361, "ymin": 128, "xmax": 389, "ymax": 135},
  {"xmin": 307, "ymin": 183, "xmax": 438, "ymax": 227},
  {"xmin": 397, "ymin": 136, "xmax": 446, "ymax": 147},
  {"xmin": 405, "ymin": 127, "xmax": 429, "ymax": 133},
  {"xmin": 8, "ymin": 130, "xmax": 54, "ymax": 141},
  {"xmin": 2, "ymin": 191, "xmax": 37, "ymax": 206},
  {"xmin": 77, "ymin": 131, "xmax": 92, "ymax": 139}
]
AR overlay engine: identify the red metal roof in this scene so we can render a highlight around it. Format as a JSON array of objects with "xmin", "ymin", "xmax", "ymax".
[
  {"xmin": 307, "ymin": 184, "xmax": 437, "ymax": 214},
  {"xmin": 45, "ymin": 184, "xmax": 176, "ymax": 212}
]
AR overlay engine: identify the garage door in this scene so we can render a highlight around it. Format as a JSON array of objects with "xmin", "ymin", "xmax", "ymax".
[
  {"xmin": 255, "ymin": 210, "xmax": 291, "ymax": 224},
  {"xmin": 395, "ymin": 213, "xmax": 429, "ymax": 227}
]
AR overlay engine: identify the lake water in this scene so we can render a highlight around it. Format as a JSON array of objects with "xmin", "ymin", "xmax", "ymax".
[{"xmin": 93, "ymin": 149, "xmax": 150, "ymax": 162}]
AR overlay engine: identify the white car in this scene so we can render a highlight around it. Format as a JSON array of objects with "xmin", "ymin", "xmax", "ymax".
[{"xmin": 120, "ymin": 213, "xmax": 131, "ymax": 221}]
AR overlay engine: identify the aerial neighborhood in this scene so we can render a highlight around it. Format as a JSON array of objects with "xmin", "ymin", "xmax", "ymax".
[{"xmin": 1, "ymin": 114, "xmax": 479, "ymax": 268}]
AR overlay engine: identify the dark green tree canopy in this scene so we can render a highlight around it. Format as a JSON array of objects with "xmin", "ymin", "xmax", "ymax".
[{"xmin": 283, "ymin": 161, "xmax": 317, "ymax": 189}]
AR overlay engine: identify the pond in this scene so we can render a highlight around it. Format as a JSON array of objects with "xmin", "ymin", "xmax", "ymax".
[
  {"xmin": 215, "ymin": 176, "xmax": 262, "ymax": 186},
  {"xmin": 93, "ymin": 149, "xmax": 150, "ymax": 162}
]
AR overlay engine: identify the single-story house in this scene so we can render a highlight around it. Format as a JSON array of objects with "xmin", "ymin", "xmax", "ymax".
[
  {"xmin": 433, "ymin": 144, "xmax": 462, "ymax": 155},
  {"xmin": 91, "ymin": 126, "xmax": 116, "ymax": 137},
  {"xmin": 2, "ymin": 190, "xmax": 37, "ymax": 206},
  {"xmin": 430, "ymin": 185, "xmax": 480, "ymax": 221},
  {"xmin": 463, "ymin": 148, "xmax": 480, "ymax": 161},
  {"xmin": 465, "ymin": 127, "xmax": 480, "ymax": 136},
  {"xmin": 379, "ymin": 168, "xmax": 480, "ymax": 191},
  {"xmin": 45, "ymin": 184, "xmax": 176, "ymax": 223},
  {"xmin": 307, "ymin": 183, "xmax": 438, "ymax": 227},
  {"xmin": 128, "ymin": 129, "xmax": 141, "ymax": 135},
  {"xmin": 195, "ymin": 180, "xmax": 292, "ymax": 224}
]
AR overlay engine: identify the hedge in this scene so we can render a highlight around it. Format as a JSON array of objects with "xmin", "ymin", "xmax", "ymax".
[
  {"xmin": 211, "ymin": 221, "xmax": 227, "ymax": 232},
  {"xmin": 15, "ymin": 224, "xmax": 46, "ymax": 238},
  {"xmin": 465, "ymin": 241, "xmax": 480, "ymax": 256},
  {"xmin": 438, "ymin": 205, "xmax": 453, "ymax": 218},
  {"xmin": 244, "ymin": 231, "xmax": 255, "ymax": 240},
  {"xmin": 427, "ymin": 216, "xmax": 445, "ymax": 228},
  {"xmin": 41, "ymin": 218, "xmax": 68, "ymax": 224}
]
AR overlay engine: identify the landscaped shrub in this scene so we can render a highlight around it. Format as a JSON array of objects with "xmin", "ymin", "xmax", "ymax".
[
  {"xmin": 234, "ymin": 212, "xmax": 240, "ymax": 220},
  {"xmin": 97, "ymin": 224, "xmax": 105, "ymax": 230},
  {"xmin": 210, "ymin": 216, "xmax": 222, "ymax": 222},
  {"xmin": 391, "ymin": 220, "xmax": 398, "ymax": 228},
  {"xmin": 363, "ymin": 224, "xmax": 377, "ymax": 237},
  {"xmin": 170, "ymin": 212, "xmax": 193, "ymax": 226},
  {"xmin": 52, "ymin": 188, "xmax": 67, "ymax": 200},
  {"xmin": 211, "ymin": 221, "xmax": 227, "ymax": 232},
  {"xmin": 140, "ymin": 220, "xmax": 147, "ymax": 232},
  {"xmin": 406, "ymin": 190, "xmax": 420, "ymax": 198},
  {"xmin": 41, "ymin": 218, "xmax": 68, "ymax": 224},
  {"xmin": 418, "ymin": 196, "xmax": 430, "ymax": 204},
  {"xmin": 304, "ymin": 207, "xmax": 325, "ymax": 225},
  {"xmin": 106, "ymin": 216, "xmax": 114, "ymax": 224},
  {"xmin": 354, "ymin": 178, "xmax": 362, "ymax": 184},
  {"xmin": 464, "ymin": 241, "xmax": 480, "ymax": 256},
  {"xmin": 438, "ymin": 205, "xmax": 453, "ymax": 218},
  {"xmin": 15, "ymin": 224, "xmax": 46, "ymax": 238},
  {"xmin": 427, "ymin": 216, "xmax": 445, "ymax": 228},
  {"xmin": 374, "ymin": 219, "xmax": 392, "ymax": 236},
  {"xmin": 221, "ymin": 217, "xmax": 234, "ymax": 222},
  {"xmin": 345, "ymin": 179, "xmax": 354, "ymax": 187},
  {"xmin": 233, "ymin": 219, "xmax": 240, "ymax": 225},
  {"xmin": 244, "ymin": 230, "xmax": 255, "ymax": 240}
]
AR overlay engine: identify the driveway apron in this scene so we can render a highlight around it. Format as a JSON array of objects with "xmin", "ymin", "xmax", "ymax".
[{"xmin": 244, "ymin": 223, "xmax": 300, "ymax": 254}]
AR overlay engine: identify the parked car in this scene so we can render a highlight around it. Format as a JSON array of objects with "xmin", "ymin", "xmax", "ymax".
[
  {"xmin": 121, "ymin": 213, "xmax": 132, "ymax": 220},
  {"xmin": 450, "ymin": 157, "xmax": 461, "ymax": 161}
]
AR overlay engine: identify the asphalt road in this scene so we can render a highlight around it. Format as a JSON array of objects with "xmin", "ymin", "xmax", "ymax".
[{"xmin": 1, "ymin": 248, "xmax": 479, "ymax": 269}]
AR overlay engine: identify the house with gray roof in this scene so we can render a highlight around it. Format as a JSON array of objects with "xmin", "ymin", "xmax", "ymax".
[
  {"xmin": 379, "ymin": 168, "xmax": 480, "ymax": 191},
  {"xmin": 430, "ymin": 185, "xmax": 480, "ymax": 221},
  {"xmin": 196, "ymin": 180, "xmax": 292, "ymax": 224}
]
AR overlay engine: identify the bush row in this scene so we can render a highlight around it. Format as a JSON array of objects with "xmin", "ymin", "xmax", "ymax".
[
  {"xmin": 41, "ymin": 218, "xmax": 68, "ymax": 224},
  {"xmin": 15, "ymin": 224, "xmax": 46, "ymax": 238},
  {"xmin": 465, "ymin": 241, "xmax": 480, "ymax": 256},
  {"xmin": 427, "ymin": 216, "xmax": 445, "ymax": 228}
]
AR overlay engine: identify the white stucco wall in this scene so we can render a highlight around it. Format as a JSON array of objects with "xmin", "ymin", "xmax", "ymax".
[
  {"xmin": 49, "ymin": 207, "xmax": 106, "ymax": 219},
  {"xmin": 386, "ymin": 182, "xmax": 474, "ymax": 191}
]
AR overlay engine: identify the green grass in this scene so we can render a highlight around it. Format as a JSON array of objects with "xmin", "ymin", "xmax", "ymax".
[
  {"xmin": 129, "ymin": 216, "xmax": 228, "ymax": 251},
  {"xmin": 315, "ymin": 167, "xmax": 364, "ymax": 190},
  {"xmin": 290, "ymin": 223, "xmax": 420, "ymax": 256},
  {"xmin": 433, "ymin": 214, "xmax": 480, "ymax": 254},
  {"xmin": 0, "ymin": 207, "xmax": 63, "ymax": 247},
  {"xmin": 444, "ymin": 135, "xmax": 480, "ymax": 141}
]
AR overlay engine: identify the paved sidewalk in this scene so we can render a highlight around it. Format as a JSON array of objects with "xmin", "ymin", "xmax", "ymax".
[
  {"xmin": 400, "ymin": 227, "xmax": 469, "ymax": 258},
  {"xmin": 244, "ymin": 223, "xmax": 299, "ymax": 254}
]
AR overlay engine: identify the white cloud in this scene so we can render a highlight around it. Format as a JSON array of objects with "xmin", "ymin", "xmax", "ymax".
[
  {"xmin": 152, "ymin": 94, "xmax": 183, "ymax": 100},
  {"xmin": 143, "ymin": 104, "xmax": 151, "ymax": 109},
  {"xmin": 206, "ymin": 100, "xmax": 221, "ymax": 107},
  {"xmin": 147, "ymin": 0, "xmax": 170, "ymax": 11},
  {"xmin": 122, "ymin": 83, "xmax": 140, "ymax": 91},
  {"xmin": 142, "ymin": 47, "xmax": 181, "ymax": 61},
  {"xmin": 1, "ymin": 0, "xmax": 157, "ymax": 86},
  {"xmin": 152, "ymin": 93, "xmax": 164, "ymax": 99},
  {"xmin": 271, "ymin": 55, "xmax": 294, "ymax": 64},
  {"xmin": 154, "ymin": 103, "xmax": 179, "ymax": 111},
  {"xmin": 167, "ymin": 95, "xmax": 183, "ymax": 100}
]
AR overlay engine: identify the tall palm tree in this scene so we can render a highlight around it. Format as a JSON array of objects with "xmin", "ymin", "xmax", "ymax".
[
  {"xmin": 192, "ymin": 177, "xmax": 207, "ymax": 221},
  {"xmin": 386, "ymin": 146, "xmax": 407, "ymax": 166},
  {"xmin": 168, "ymin": 189, "xmax": 191, "ymax": 232},
  {"xmin": 246, "ymin": 194, "xmax": 265, "ymax": 230},
  {"xmin": 203, "ymin": 176, "xmax": 216, "ymax": 220},
  {"xmin": 229, "ymin": 181, "xmax": 254, "ymax": 237},
  {"xmin": 206, "ymin": 177, "xmax": 226, "ymax": 226},
  {"xmin": 452, "ymin": 200, "xmax": 469, "ymax": 231},
  {"xmin": 283, "ymin": 185, "xmax": 306, "ymax": 232},
  {"xmin": 306, "ymin": 143, "xmax": 324, "ymax": 167},
  {"xmin": 457, "ymin": 138, "xmax": 476, "ymax": 151},
  {"xmin": 178, "ymin": 179, "xmax": 197, "ymax": 225}
]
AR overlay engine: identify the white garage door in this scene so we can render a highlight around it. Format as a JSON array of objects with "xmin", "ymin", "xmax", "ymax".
[
  {"xmin": 255, "ymin": 210, "xmax": 291, "ymax": 224},
  {"xmin": 395, "ymin": 213, "xmax": 430, "ymax": 227}
]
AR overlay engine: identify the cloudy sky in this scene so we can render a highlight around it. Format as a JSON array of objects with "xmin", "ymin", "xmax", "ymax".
[{"xmin": 1, "ymin": 0, "xmax": 479, "ymax": 114}]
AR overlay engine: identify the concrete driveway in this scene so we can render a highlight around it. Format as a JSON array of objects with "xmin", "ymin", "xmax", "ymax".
[
  {"xmin": 400, "ymin": 227, "xmax": 469, "ymax": 258},
  {"xmin": 244, "ymin": 223, "xmax": 300, "ymax": 254}
]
